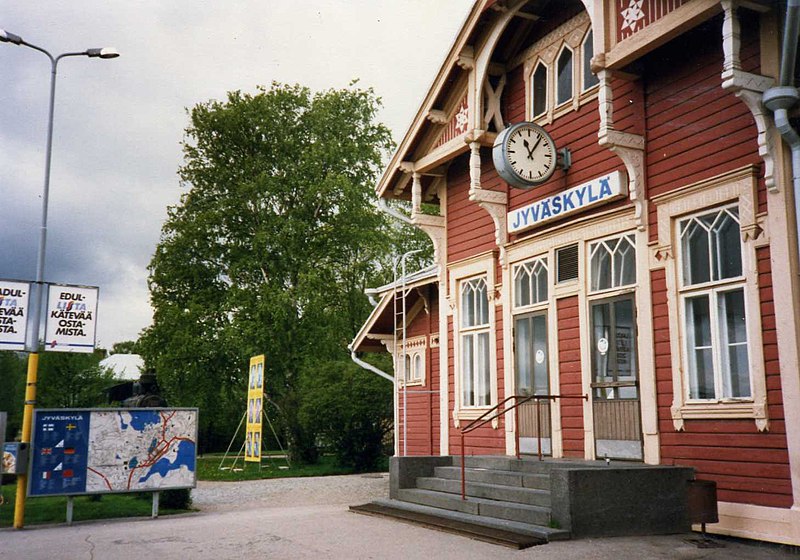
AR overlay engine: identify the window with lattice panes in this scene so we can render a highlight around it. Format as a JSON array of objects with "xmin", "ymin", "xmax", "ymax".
[
  {"xmin": 679, "ymin": 206, "xmax": 751, "ymax": 400},
  {"xmin": 460, "ymin": 276, "xmax": 491, "ymax": 407},
  {"xmin": 556, "ymin": 46, "xmax": 573, "ymax": 105},
  {"xmin": 513, "ymin": 257, "xmax": 549, "ymax": 308},
  {"xmin": 589, "ymin": 234, "xmax": 636, "ymax": 292}
]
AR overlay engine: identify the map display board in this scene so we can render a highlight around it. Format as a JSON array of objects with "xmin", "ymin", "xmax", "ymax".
[
  {"xmin": 29, "ymin": 408, "xmax": 198, "ymax": 497},
  {"xmin": 43, "ymin": 284, "xmax": 99, "ymax": 353},
  {"xmin": 244, "ymin": 355, "xmax": 264, "ymax": 462},
  {"xmin": 0, "ymin": 280, "xmax": 30, "ymax": 351}
]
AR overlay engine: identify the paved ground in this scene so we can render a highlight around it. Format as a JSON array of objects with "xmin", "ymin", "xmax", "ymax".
[{"xmin": 1, "ymin": 473, "xmax": 796, "ymax": 559}]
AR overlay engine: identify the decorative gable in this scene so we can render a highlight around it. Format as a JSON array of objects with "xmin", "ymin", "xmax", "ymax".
[{"xmin": 434, "ymin": 94, "xmax": 469, "ymax": 149}]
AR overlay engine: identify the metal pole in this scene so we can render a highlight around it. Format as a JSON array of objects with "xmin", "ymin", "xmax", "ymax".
[
  {"xmin": 12, "ymin": 44, "xmax": 115, "ymax": 529},
  {"xmin": 536, "ymin": 397, "xmax": 543, "ymax": 461},
  {"xmin": 514, "ymin": 396, "xmax": 521, "ymax": 459},
  {"xmin": 460, "ymin": 432, "xmax": 466, "ymax": 500}
]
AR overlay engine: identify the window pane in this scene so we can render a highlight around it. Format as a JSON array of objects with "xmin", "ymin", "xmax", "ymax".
[
  {"xmin": 515, "ymin": 266, "xmax": 531, "ymax": 308},
  {"xmin": 557, "ymin": 48, "xmax": 573, "ymax": 105},
  {"xmin": 686, "ymin": 295, "xmax": 715, "ymax": 399},
  {"xmin": 478, "ymin": 332, "xmax": 491, "ymax": 406},
  {"xmin": 591, "ymin": 244, "xmax": 612, "ymax": 291},
  {"xmin": 592, "ymin": 302, "xmax": 611, "ymax": 383},
  {"xmin": 534, "ymin": 261, "xmax": 548, "ymax": 303},
  {"xmin": 614, "ymin": 298, "xmax": 636, "ymax": 381},
  {"xmin": 515, "ymin": 317, "xmax": 532, "ymax": 394},
  {"xmin": 405, "ymin": 354, "xmax": 411, "ymax": 382},
  {"xmin": 719, "ymin": 289, "xmax": 751, "ymax": 398},
  {"xmin": 583, "ymin": 30, "xmax": 599, "ymax": 89},
  {"xmin": 462, "ymin": 334, "xmax": 474, "ymax": 406},
  {"xmin": 461, "ymin": 283, "xmax": 474, "ymax": 327},
  {"xmin": 532, "ymin": 314, "xmax": 549, "ymax": 395},
  {"xmin": 715, "ymin": 212, "xmax": 742, "ymax": 280},
  {"xmin": 414, "ymin": 354, "xmax": 423, "ymax": 381},
  {"xmin": 681, "ymin": 220, "xmax": 711, "ymax": 285},
  {"xmin": 476, "ymin": 280, "xmax": 489, "ymax": 325},
  {"xmin": 615, "ymin": 237, "xmax": 637, "ymax": 287},
  {"xmin": 533, "ymin": 64, "xmax": 547, "ymax": 117}
]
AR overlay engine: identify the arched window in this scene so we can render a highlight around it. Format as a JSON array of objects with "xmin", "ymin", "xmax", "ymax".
[
  {"xmin": 556, "ymin": 46, "xmax": 573, "ymax": 105},
  {"xmin": 532, "ymin": 62, "xmax": 548, "ymax": 118},
  {"xmin": 583, "ymin": 30, "xmax": 599, "ymax": 90}
]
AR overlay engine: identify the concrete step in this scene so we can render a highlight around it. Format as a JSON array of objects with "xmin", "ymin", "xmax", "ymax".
[
  {"xmin": 416, "ymin": 476, "xmax": 551, "ymax": 507},
  {"xmin": 434, "ymin": 465, "xmax": 550, "ymax": 490},
  {"xmin": 353, "ymin": 498, "xmax": 569, "ymax": 545},
  {"xmin": 397, "ymin": 488, "xmax": 552, "ymax": 526},
  {"xmin": 454, "ymin": 455, "xmax": 606, "ymax": 474}
]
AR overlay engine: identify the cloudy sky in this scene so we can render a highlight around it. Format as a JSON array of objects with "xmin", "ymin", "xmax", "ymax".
[{"xmin": 0, "ymin": 1, "xmax": 469, "ymax": 349}]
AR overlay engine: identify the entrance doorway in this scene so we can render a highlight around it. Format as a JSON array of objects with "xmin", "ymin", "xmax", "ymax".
[
  {"xmin": 514, "ymin": 312, "xmax": 551, "ymax": 455},
  {"xmin": 590, "ymin": 295, "xmax": 643, "ymax": 460}
]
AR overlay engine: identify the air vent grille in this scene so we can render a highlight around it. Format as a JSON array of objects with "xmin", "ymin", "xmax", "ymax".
[{"xmin": 556, "ymin": 244, "xmax": 579, "ymax": 283}]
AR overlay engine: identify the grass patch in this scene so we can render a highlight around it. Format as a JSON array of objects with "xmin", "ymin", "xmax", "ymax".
[
  {"xmin": 0, "ymin": 482, "xmax": 187, "ymax": 528},
  {"xmin": 198, "ymin": 453, "xmax": 359, "ymax": 482}
]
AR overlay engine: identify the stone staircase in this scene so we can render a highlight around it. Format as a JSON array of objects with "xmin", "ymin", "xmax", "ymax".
[{"xmin": 352, "ymin": 454, "xmax": 694, "ymax": 547}]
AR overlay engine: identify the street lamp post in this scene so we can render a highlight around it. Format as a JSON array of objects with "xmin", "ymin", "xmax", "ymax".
[{"xmin": 0, "ymin": 28, "xmax": 118, "ymax": 529}]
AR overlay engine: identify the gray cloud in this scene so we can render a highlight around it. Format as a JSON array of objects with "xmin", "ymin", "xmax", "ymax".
[{"xmin": 0, "ymin": 0, "xmax": 467, "ymax": 348}]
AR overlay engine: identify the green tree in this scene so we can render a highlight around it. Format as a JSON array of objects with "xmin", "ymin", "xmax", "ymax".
[
  {"xmin": 36, "ymin": 350, "xmax": 116, "ymax": 409},
  {"xmin": 0, "ymin": 352, "xmax": 26, "ymax": 439},
  {"xmin": 139, "ymin": 82, "xmax": 430, "ymax": 460},
  {"xmin": 111, "ymin": 340, "xmax": 139, "ymax": 355}
]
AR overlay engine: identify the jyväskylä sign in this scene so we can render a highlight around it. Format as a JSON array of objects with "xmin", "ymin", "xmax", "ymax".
[
  {"xmin": 44, "ymin": 284, "xmax": 99, "ymax": 353},
  {"xmin": 507, "ymin": 170, "xmax": 628, "ymax": 234},
  {"xmin": 0, "ymin": 280, "xmax": 30, "ymax": 351}
]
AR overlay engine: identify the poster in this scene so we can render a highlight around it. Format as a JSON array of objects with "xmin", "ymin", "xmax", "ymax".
[
  {"xmin": 0, "ymin": 280, "xmax": 30, "ymax": 351},
  {"xmin": 245, "ymin": 355, "xmax": 265, "ymax": 462},
  {"xmin": 43, "ymin": 284, "xmax": 99, "ymax": 353}
]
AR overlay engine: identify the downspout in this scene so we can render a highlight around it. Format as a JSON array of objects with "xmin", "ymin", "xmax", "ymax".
[
  {"xmin": 349, "ymin": 349, "xmax": 393, "ymax": 383},
  {"xmin": 376, "ymin": 196, "xmax": 414, "ymax": 225},
  {"xmin": 763, "ymin": 0, "xmax": 800, "ymax": 267}
]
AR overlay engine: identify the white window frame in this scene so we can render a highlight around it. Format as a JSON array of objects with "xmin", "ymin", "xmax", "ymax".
[
  {"xmin": 450, "ymin": 253, "xmax": 498, "ymax": 422},
  {"xmin": 513, "ymin": 256, "xmax": 549, "ymax": 310},
  {"xmin": 520, "ymin": 12, "xmax": 597, "ymax": 124},
  {"xmin": 530, "ymin": 61, "xmax": 549, "ymax": 119},
  {"xmin": 653, "ymin": 166, "xmax": 768, "ymax": 431},
  {"xmin": 588, "ymin": 232, "xmax": 637, "ymax": 294},
  {"xmin": 677, "ymin": 205, "xmax": 752, "ymax": 403},
  {"xmin": 555, "ymin": 44, "xmax": 574, "ymax": 108},
  {"xmin": 397, "ymin": 335, "xmax": 427, "ymax": 387}
]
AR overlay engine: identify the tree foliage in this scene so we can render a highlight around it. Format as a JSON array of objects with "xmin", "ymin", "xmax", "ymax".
[
  {"xmin": 139, "ymin": 82, "xmax": 430, "ymax": 459},
  {"xmin": 36, "ymin": 350, "xmax": 116, "ymax": 409}
]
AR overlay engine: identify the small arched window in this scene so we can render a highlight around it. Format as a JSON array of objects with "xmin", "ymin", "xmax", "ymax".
[
  {"xmin": 583, "ymin": 30, "xmax": 599, "ymax": 90},
  {"xmin": 532, "ymin": 63, "xmax": 548, "ymax": 118},
  {"xmin": 557, "ymin": 46, "xmax": 573, "ymax": 105}
]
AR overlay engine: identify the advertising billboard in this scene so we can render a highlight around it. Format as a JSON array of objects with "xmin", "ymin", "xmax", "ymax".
[
  {"xmin": 245, "ymin": 355, "xmax": 265, "ymax": 462},
  {"xmin": 44, "ymin": 284, "xmax": 99, "ymax": 353},
  {"xmin": 0, "ymin": 280, "xmax": 30, "ymax": 351}
]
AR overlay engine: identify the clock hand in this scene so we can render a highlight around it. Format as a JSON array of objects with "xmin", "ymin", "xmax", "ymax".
[
  {"xmin": 523, "ymin": 139, "xmax": 535, "ymax": 160},
  {"xmin": 531, "ymin": 135, "xmax": 543, "ymax": 153}
]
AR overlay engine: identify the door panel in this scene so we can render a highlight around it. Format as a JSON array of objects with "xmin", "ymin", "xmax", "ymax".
[
  {"xmin": 515, "ymin": 312, "xmax": 551, "ymax": 455},
  {"xmin": 590, "ymin": 296, "xmax": 643, "ymax": 460}
]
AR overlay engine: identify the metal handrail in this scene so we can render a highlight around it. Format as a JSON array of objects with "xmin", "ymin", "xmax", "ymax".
[{"xmin": 458, "ymin": 393, "xmax": 588, "ymax": 500}]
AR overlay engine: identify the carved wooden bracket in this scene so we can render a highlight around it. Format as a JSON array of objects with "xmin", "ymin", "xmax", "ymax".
[
  {"xmin": 410, "ymin": 172, "xmax": 447, "ymax": 273},
  {"xmin": 720, "ymin": 0, "xmax": 778, "ymax": 192},
  {"xmin": 483, "ymin": 74, "xmax": 507, "ymax": 132},
  {"xmin": 597, "ymin": 69, "xmax": 647, "ymax": 230},
  {"xmin": 467, "ymin": 141, "xmax": 509, "ymax": 266}
]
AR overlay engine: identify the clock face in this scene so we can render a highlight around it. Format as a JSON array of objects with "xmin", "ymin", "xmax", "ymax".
[{"xmin": 504, "ymin": 123, "xmax": 556, "ymax": 184}]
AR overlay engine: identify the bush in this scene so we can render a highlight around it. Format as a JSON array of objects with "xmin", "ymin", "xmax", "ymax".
[
  {"xmin": 160, "ymin": 488, "xmax": 192, "ymax": 510},
  {"xmin": 300, "ymin": 359, "xmax": 392, "ymax": 472}
]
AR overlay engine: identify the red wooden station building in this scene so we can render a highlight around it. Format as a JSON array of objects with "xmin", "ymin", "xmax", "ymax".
[{"xmin": 351, "ymin": 0, "xmax": 800, "ymax": 545}]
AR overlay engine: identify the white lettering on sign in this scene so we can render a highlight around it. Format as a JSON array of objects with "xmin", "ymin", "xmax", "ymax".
[{"xmin": 507, "ymin": 171, "xmax": 628, "ymax": 234}]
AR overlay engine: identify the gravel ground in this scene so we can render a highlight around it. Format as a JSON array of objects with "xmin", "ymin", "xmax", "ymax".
[{"xmin": 191, "ymin": 472, "xmax": 390, "ymax": 512}]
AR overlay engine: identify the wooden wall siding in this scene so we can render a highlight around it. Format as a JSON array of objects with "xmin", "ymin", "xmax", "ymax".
[
  {"xmin": 616, "ymin": 0, "xmax": 690, "ymax": 41},
  {"xmin": 435, "ymin": 95, "xmax": 469, "ymax": 149},
  {"xmin": 501, "ymin": 59, "xmax": 627, "ymax": 232},
  {"xmin": 653, "ymin": 249, "xmax": 792, "ymax": 508},
  {"xmin": 447, "ymin": 154, "xmax": 498, "ymax": 263},
  {"xmin": 519, "ymin": 401, "xmax": 552, "ymax": 438},
  {"xmin": 557, "ymin": 296, "xmax": 585, "ymax": 457},
  {"xmin": 645, "ymin": 15, "xmax": 764, "ymax": 242},
  {"xmin": 398, "ymin": 286, "xmax": 440, "ymax": 455}
]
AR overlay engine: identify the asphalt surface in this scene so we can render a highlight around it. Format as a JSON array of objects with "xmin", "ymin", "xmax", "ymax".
[{"xmin": 1, "ymin": 473, "xmax": 796, "ymax": 559}]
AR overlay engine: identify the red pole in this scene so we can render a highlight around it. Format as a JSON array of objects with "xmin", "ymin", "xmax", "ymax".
[
  {"xmin": 460, "ymin": 432, "xmax": 466, "ymax": 500},
  {"xmin": 536, "ymin": 397, "xmax": 543, "ymax": 461},
  {"xmin": 514, "ymin": 396, "xmax": 520, "ymax": 459}
]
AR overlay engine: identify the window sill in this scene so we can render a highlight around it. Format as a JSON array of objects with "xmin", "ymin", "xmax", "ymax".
[
  {"xmin": 671, "ymin": 400, "xmax": 768, "ymax": 432},
  {"xmin": 452, "ymin": 407, "xmax": 500, "ymax": 429},
  {"xmin": 399, "ymin": 380, "xmax": 425, "ymax": 388}
]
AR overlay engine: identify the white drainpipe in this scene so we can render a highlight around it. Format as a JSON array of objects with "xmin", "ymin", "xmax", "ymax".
[{"xmin": 763, "ymin": 0, "xmax": 800, "ymax": 266}]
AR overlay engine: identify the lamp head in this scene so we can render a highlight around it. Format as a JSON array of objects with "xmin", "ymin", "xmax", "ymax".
[
  {"xmin": 86, "ymin": 47, "xmax": 119, "ymax": 59},
  {"xmin": 0, "ymin": 29, "xmax": 23, "ymax": 45}
]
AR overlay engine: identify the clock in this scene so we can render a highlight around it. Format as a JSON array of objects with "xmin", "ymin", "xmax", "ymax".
[{"xmin": 492, "ymin": 122, "xmax": 557, "ymax": 189}]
